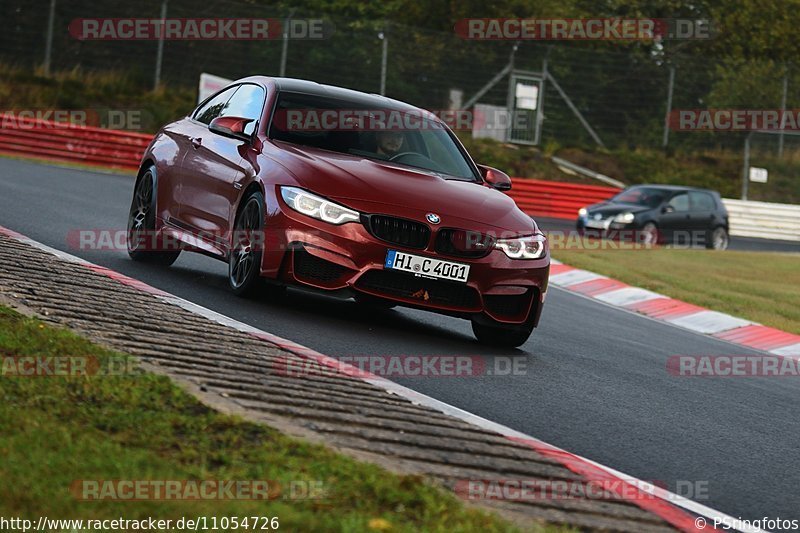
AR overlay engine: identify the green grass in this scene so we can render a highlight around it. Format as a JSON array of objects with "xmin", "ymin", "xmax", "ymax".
[
  {"xmin": 457, "ymin": 136, "xmax": 598, "ymax": 185},
  {"xmin": 460, "ymin": 136, "xmax": 800, "ymax": 204},
  {"xmin": 582, "ymin": 146, "xmax": 800, "ymax": 205},
  {"xmin": 0, "ymin": 63, "xmax": 195, "ymax": 132},
  {"xmin": 0, "ymin": 305, "xmax": 552, "ymax": 532},
  {"xmin": 553, "ymin": 248, "xmax": 800, "ymax": 335}
]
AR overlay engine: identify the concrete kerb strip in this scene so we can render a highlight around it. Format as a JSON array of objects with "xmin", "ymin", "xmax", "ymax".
[{"xmin": 549, "ymin": 266, "xmax": 800, "ymax": 357}]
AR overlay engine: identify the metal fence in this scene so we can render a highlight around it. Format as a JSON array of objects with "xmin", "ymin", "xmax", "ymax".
[{"xmin": 4, "ymin": 0, "xmax": 800, "ymax": 157}]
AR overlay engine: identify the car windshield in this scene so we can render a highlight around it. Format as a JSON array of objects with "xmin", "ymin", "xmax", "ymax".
[
  {"xmin": 269, "ymin": 91, "xmax": 479, "ymax": 181},
  {"xmin": 612, "ymin": 187, "xmax": 668, "ymax": 208}
]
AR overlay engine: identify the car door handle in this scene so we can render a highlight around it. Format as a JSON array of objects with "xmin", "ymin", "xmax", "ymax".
[{"xmin": 191, "ymin": 137, "xmax": 202, "ymax": 148}]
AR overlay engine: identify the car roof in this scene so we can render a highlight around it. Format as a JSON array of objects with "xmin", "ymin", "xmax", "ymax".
[
  {"xmin": 626, "ymin": 184, "xmax": 718, "ymax": 194},
  {"xmin": 236, "ymin": 75, "xmax": 424, "ymax": 114}
]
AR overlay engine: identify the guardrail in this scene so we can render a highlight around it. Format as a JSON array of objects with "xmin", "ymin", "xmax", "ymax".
[
  {"xmin": 508, "ymin": 178, "xmax": 619, "ymax": 219},
  {"xmin": 0, "ymin": 114, "xmax": 150, "ymax": 171},
  {"xmin": 1, "ymin": 117, "xmax": 798, "ymax": 242},
  {"xmin": 722, "ymin": 199, "xmax": 800, "ymax": 242}
]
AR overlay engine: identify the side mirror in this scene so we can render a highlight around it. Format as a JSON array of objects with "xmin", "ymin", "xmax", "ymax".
[
  {"xmin": 662, "ymin": 205, "xmax": 675, "ymax": 214},
  {"xmin": 209, "ymin": 116, "xmax": 254, "ymax": 143},
  {"xmin": 477, "ymin": 164, "xmax": 512, "ymax": 191}
]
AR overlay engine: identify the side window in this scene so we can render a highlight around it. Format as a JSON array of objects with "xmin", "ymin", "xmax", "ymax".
[
  {"xmin": 667, "ymin": 193, "xmax": 689, "ymax": 212},
  {"xmin": 690, "ymin": 192, "xmax": 716, "ymax": 211},
  {"xmin": 193, "ymin": 86, "xmax": 239, "ymax": 125},
  {"xmin": 220, "ymin": 84, "xmax": 266, "ymax": 136}
]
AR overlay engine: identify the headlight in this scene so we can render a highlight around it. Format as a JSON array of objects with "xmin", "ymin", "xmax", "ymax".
[
  {"xmin": 495, "ymin": 234, "xmax": 547, "ymax": 259},
  {"xmin": 613, "ymin": 212, "xmax": 635, "ymax": 224},
  {"xmin": 578, "ymin": 208, "xmax": 588, "ymax": 217},
  {"xmin": 280, "ymin": 186, "xmax": 360, "ymax": 225}
]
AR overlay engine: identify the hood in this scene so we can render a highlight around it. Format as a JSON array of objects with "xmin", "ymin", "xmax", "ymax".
[
  {"xmin": 585, "ymin": 201, "xmax": 652, "ymax": 218},
  {"xmin": 268, "ymin": 141, "xmax": 537, "ymax": 233}
]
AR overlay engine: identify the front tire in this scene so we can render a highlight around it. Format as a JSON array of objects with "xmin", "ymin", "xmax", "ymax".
[
  {"xmin": 471, "ymin": 317, "xmax": 533, "ymax": 348},
  {"xmin": 127, "ymin": 166, "xmax": 181, "ymax": 266},
  {"xmin": 638, "ymin": 222, "xmax": 659, "ymax": 246},
  {"xmin": 229, "ymin": 192, "xmax": 266, "ymax": 296}
]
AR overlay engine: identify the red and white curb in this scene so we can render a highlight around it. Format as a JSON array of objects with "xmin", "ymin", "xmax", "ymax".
[
  {"xmin": 0, "ymin": 226, "xmax": 764, "ymax": 533},
  {"xmin": 550, "ymin": 259, "xmax": 800, "ymax": 356}
]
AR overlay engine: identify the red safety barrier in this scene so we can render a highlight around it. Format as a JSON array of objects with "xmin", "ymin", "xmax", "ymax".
[
  {"xmin": 508, "ymin": 178, "xmax": 620, "ymax": 219},
  {"xmin": 0, "ymin": 115, "xmax": 620, "ymax": 217},
  {"xmin": 0, "ymin": 114, "xmax": 151, "ymax": 171}
]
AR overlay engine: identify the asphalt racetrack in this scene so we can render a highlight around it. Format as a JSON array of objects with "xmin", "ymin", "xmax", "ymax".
[{"xmin": 1, "ymin": 157, "xmax": 798, "ymax": 521}]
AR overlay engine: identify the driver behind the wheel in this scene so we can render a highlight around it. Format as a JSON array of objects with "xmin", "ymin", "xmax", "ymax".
[{"xmin": 375, "ymin": 130, "xmax": 405, "ymax": 157}]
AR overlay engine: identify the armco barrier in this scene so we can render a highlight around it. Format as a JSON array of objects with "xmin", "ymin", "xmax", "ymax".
[
  {"xmin": 722, "ymin": 199, "xmax": 800, "ymax": 242},
  {"xmin": 508, "ymin": 178, "xmax": 620, "ymax": 219},
  {"xmin": 1, "ymin": 117, "xmax": 798, "ymax": 241},
  {"xmin": 0, "ymin": 113, "xmax": 150, "ymax": 171}
]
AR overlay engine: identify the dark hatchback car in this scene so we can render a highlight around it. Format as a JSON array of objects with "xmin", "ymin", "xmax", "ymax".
[{"xmin": 576, "ymin": 185, "xmax": 730, "ymax": 249}]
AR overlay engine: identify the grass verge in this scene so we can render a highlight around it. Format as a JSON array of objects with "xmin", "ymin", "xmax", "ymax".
[
  {"xmin": 553, "ymin": 248, "xmax": 800, "ymax": 335},
  {"xmin": 0, "ymin": 63, "xmax": 194, "ymax": 132},
  {"xmin": 0, "ymin": 305, "xmax": 553, "ymax": 532}
]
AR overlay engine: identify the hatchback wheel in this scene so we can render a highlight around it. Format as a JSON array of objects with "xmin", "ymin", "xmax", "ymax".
[
  {"xmin": 639, "ymin": 222, "xmax": 659, "ymax": 246},
  {"xmin": 127, "ymin": 167, "xmax": 181, "ymax": 265},
  {"xmin": 471, "ymin": 317, "xmax": 533, "ymax": 348},
  {"xmin": 707, "ymin": 226, "xmax": 729, "ymax": 250},
  {"xmin": 229, "ymin": 193, "xmax": 265, "ymax": 296}
]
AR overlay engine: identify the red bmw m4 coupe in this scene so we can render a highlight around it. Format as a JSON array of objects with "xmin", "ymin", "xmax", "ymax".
[{"xmin": 127, "ymin": 77, "xmax": 549, "ymax": 346}]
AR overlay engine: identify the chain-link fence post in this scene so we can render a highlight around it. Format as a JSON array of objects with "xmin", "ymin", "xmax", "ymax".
[
  {"xmin": 662, "ymin": 65, "xmax": 676, "ymax": 148},
  {"xmin": 43, "ymin": 0, "xmax": 56, "ymax": 76},
  {"xmin": 742, "ymin": 132, "xmax": 752, "ymax": 200},
  {"xmin": 279, "ymin": 10, "xmax": 296, "ymax": 77},
  {"xmin": 778, "ymin": 67, "xmax": 788, "ymax": 157},
  {"xmin": 379, "ymin": 28, "xmax": 388, "ymax": 95},
  {"xmin": 153, "ymin": 0, "xmax": 168, "ymax": 91},
  {"xmin": 535, "ymin": 46, "xmax": 550, "ymax": 145}
]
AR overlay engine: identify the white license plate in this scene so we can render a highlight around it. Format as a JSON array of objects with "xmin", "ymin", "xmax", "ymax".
[
  {"xmin": 585, "ymin": 219, "xmax": 610, "ymax": 229},
  {"xmin": 384, "ymin": 250, "xmax": 470, "ymax": 283}
]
